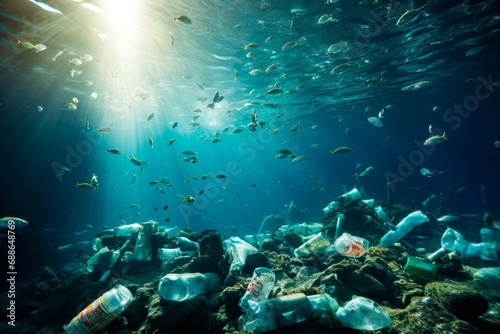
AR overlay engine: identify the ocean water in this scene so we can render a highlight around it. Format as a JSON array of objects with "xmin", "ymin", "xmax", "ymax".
[{"xmin": 1, "ymin": 0, "xmax": 499, "ymax": 285}]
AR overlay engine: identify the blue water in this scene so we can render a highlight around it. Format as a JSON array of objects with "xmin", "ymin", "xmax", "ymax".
[{"xmin": 1, "ymin": 0, "xmax": 500, "ymax": 274}]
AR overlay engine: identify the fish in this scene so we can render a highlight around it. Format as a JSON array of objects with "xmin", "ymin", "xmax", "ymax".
[
  {"xmin": 127, "ymin": 157, "xmax": 148, "ymax": 171},
  {"xmin": 51, "ymin": 49, "xmax": 66, "ymax": 61},
  {"xmin": 437, "ymin": 215, "xmax": 460, "ymax": 223},
  {"xmin": 0, "ymin": 217, "xmax": 29, "ymax": 228},
  {"xmin": 17, "ymin": 39, "xmax": 35, "ymax": 49},
  {"xmin": 244, "ymin": 42, "xmax": 259, "ymax": 50},
  {"xmin": 35, "ymin": 44, "xmax": 47, "ymax": 53},
  {"xmin": 265, "ymin": 87, "xmax": 282, "ymax": 95},
  {"xmin": 265, "ymin": 36, "xmax": 273, "ymax": 43},
  {"xmin": 282, "ymin": 41, "xmax": 298, "ymax": 50},
  {"xmin": 216, "ymin": 174, "xmax": 228, "ymax": 179},
  {"xmin": 169, "ymin": 33, "xmax": 174, "ymax": 47},
  {"xmin": 168, "ymin": 138, "xmax": 175, "ymax": 145},
  {"xmin": 198, "ymin": 190, "xmax": 205, "ymax": 195},
  {"xmin": 429, "ymin": 124, "xmax": 434, "ymax": 134},
  {"xmin": 495, "ymin": 141, "xmax": 500, "ymax": 148},
  {"xmin": 163, "ymin": 205, "xmax": 169, "ymax": 211},
  {"xmin": 68, "ymin": 58, "xmax": 83, "ymax": 66},
  {"xmin": 465, "ymin": 45, "xmax": 487, "ymax": 57},
  {"xmin": 378, "ymin": 109, "xmax": 384, "ymax": 119},
  {"xmin": 213, "ymin": 91, "xmax": 224, "ymax": 103},
  {"xmin": 81, "ymin": 54, "xmax": 93, "ymax": 62},
  {"xmin": 246, "ymin": 52, "xmax": 256, "ymax": 60},
  {"xmin": 368, "ymin": 117, "xmax": 384, "ymax": 127},
  {"xmin": 249, "ymin": 69, "xmax": 264, "ymax": 76},
  {"xmin": 232, "ymin": 129, "xmax": 242, "ymax": 134},
  {"xmin": 317, "ymin": 14, "xmax": 338, "ymax": 24},
  {"xmin": 97, "ymin": 127, "xmax": 112, "ymax": 133},
  {"xmin": 265, "ymin": 63, "xmax": 279, "ymax": 72},
  {"xmin": 292, "ymin": 155, "xmax": 311, "ymax": 162},
  {"xmin": 330, "ymin": 146, "xmax": 352, "ymax": 155},
  {"xmin": 454, "ymin": 186, "xmax": 469, "ymax": 195},
  {"xmin": 147, "ymin": 112, "xmax": 156, "ymax": 121},
  {"xmin": 420, "ymin": 168, "xmax": 436, "ymax": 177},
  {"xmin": 106, "ymin": 148, "xmax": 121, "ymax": 154},
  {"xmin": 423, "ymin": 132, "xmax": 447, "ymax": 146},
  {"xmin": 173, "ymin": 15, "xmax": 191, "ymax": 24},
  {"xmin": 169, "ymin": 121, "xmax": 178, "ymax": 129},
  {"xmin": 181, "ymin": 151, "xmax": 197, "ymax": 156},
  {"xmin": 276, "ymin": 149, "xmax": 293, "ymax": 156},
  {"xmin": 149, "ymin": 137, "xmax": 154, "ymax": 148},
  {"xmin": 310, "ymin": 143, "xmax": 320, "ymax": 149},
  {"xmin": 75, "ymin": 182, "xmax": 95, "ymax": 190},
  {"xmin": 401, "ymin": 81, "xmax": 433, "ymax": 91}
]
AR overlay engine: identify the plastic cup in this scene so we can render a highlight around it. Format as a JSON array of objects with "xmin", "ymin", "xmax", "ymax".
[
  {"xmin": 404, "ymin": 256, "xmax": 437, "ymax": 281},
  {"xmin": 157, "ymin": 248, "xmax": 181, "ymax": 261},
  {"xmin": 334, "ymin": 233, "xmax": 368, "ymax": 257},
  {"xmin": 239, "ymin": 267, "xmax": 275, "ymax": 311}
]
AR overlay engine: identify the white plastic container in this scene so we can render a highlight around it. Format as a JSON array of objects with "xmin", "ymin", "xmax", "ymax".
[
  {"xmin": 65, "ymin": 285, "xmax": 133, "ymax": 333},
  {"xmin": 380, "ymin": 210, "xmax": 429, "ymax": 247},
  {"xmin": 294, "ymin": 232, "xmax": 331, "ymax": 258}
]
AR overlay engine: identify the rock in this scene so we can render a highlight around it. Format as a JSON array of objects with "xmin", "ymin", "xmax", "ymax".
[
  {"xmin": 199, "ymin": 232, "xmax": 224, "ymax": 261},
  {"xmin": 242, "ymin": 252, "xmax": 269, "ymax": 275},
  {"xmin": 343, "ymin": 269, "xmax": 388, "ymax": 300},
  {"xmin": 387, "ymin": 296, "xmax": 480, "ymax": 334},
  {"xmin": 425, "ymin": 281, "xmax": 489, "ymax": 320},
  {"xmin": 122, "ymin": 286, "xmax": 155, "ymax": 329},
  {"xmin": 261, "ymin": 237, "xmax": 282, "ymax": 251}
]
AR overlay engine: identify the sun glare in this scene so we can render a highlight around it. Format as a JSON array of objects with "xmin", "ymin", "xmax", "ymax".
[{"xmin": 106, "ymin": 0, "xmax": 138, "ymax": 34}]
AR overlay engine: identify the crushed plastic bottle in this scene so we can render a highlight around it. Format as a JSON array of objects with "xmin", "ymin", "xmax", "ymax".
[{"xmin": 380, "ymin": 210, "xmax": 429, "ymax": 247}]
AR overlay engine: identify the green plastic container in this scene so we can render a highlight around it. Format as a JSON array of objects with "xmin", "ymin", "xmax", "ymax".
[{"xmin": 404, "ymin": 256, "xmax": 437, "ymax": 281}]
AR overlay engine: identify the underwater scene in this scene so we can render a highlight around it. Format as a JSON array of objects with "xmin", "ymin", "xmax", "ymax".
[{"xmin": 1, "ymin": 0, "xmax": 500, "ymax": 333}]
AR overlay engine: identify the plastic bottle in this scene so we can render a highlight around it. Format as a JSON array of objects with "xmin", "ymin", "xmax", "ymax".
[
  {"xmin": 223, "ymin": 237, "xmax": 258, "ymax": 272},
  {"xmin": 157, "ymin": 247, "xmax": 182, "ymax": 261},
  {"xmin": 334, "ymin": 233, "xmax": 369, "ymax": 257},
  {"xmin": 380, "ymin": 210, "xmax": 429, "ymax": 247},
  {"xmin": 239, "ymin": 267, "xmax": 275, "ymax": 311},
  {"xmin": 334, "ymin": 296, "xmax": 391, "ymax": 330},
  {"xmin": 338, "ymin": 188, "xmax": 361, "ymax": 203},
  {"xmin": 64, "ymin": 285, "xmax": 133, "ymax": 333},
  {"xmin": 158, "ymin": 272, "xmax": 220, "ymax": 302},
  {"xmin": 239, "ymin": 293, "xmax": 313, "ymax": 332},
  {"xmin": 294, "ymin": 232, "xmax": 331, "ymax": 258},
  {"xmin": 362, "ymin": 199, "xmax": 375, "ymax": 208}
]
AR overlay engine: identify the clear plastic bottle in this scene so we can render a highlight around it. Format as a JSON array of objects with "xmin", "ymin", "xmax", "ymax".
[
  {"xmin": 64, "ymin": 285, "xmax": 133, "ymax": 333},
  {"xmin": 177, "ymin": 236, "xmax": 199, "ymax": 253},
  {"xmin": 157, "ymin": 273, "xmax": 220, "ymax": 302},
  {"xmin": 132, "ymin": 232, "xmax": 149, "ymax": 261},
  {"xmin": 239, "ymin": 267, "xmax": 275, "ymax": 311}
]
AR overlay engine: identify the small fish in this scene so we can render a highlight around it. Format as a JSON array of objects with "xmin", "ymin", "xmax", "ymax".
[
  {"xmin": 0, "ymin": 217, "xmax": 29, "ymax": 228},
  {"xmin": 292, "ymin": 155, "xmax": 311, "ymax": 162},
  {"xmin": 429, "ymin": 124, "xmax": 434, "ymax": 134},
  {"xmin": 35, "ymin": 44, "xmax": 47, "ymax": 53},
  {"xmin": 106, "ymin": 148, "xmax": 121, "ymax": 154},
  {"xmin": 37, "ymin": 106, "xmax": 43, "ymax": 112},
  {"xmin": 198, "ymin": 190, "xmax": 205, "ymax": 195},
  {"xmin": 401, "ymin": 80, "xmax": 433, "ymax": 91},
  {"xmin": 432, "ymin": 106, "xmax": 439, "ymax": 112},
  {"xmin": 169, "ymin": 121, "xmax": 178, "ymax": 129},
  {"xmin": 494, "ymin": 140, "xmax": 500, "ymax": 148},
  {"xmin": 75, "ymin": 182, "xmax": 95, "ymax": 190},
  {"xmin": 265, "ymin": 36, "xmax": 273, "ymax": 43},
  {"xmin": 147, "ymin": 112, "xmax": 156, "ymax": 121},
  {"xmin": 423, "ymin": 132, "xmax": 447, "ymax": 146},
  {"xmin": 317, "ymin": 14, "xmax": 338, "ymax": 24},
  {"xmin": 51, "ymin": 48, "xmax": 66, "ymax": 61},
  {"xmin": 169, "ymin": 33, "xmax": 174, "ymax": 47},
  {"xmin": 265, "ymin": 63, "xmax": 279, "ymax": 72},
  {"xmin": 310, "ymin": 143, "xmax": 319, "ymax": 149},
  {"xmin": 368, "ymin": 117, "xmax": 384, "ymax": 127},
  {"xmin": 465, "ymin": 45, "xmax": 487, "ymax": 57},
  {"xmin": 244, "ymin": 42, "xmax": 259, "ymax": 50},
  {"xmin": 163, "ymin": 205, "xmax": 169, "ymax": 211},
  {"xmin": 149, "ymin": 137, "xmax": 154, "ymax": 148},
  {"xmin": 330, "ymin": 146, "xmax": 351, "ymax": 155},
  {"xmin": 420, "ymin": 168, "xmax": 436, "ymax": 177},
  {"xmin": 246, "ymin": 52, "xmax": 256, "ymax": 60},
  {"xmin": 265, "ymin": 87, "xmax": 282, "ymax": 95},
  {"xmin": 168, "ymin": 138, "xmax": 175, "ymax": 145},
  {"xmin": 69, "ymin": 58, "xmax": 83, "ymax": 66},
  {"xmin": 216, "ymin": 174, "xmax": 228, "ymax": 179},
  {"xmin": 384, "ymin": 136, "xmax": 393, "ymax": 142},
  {"xmin": 85, "ymin": 120, "xmax": 90, "ymax": 130},
  {"xmin": 17, "ymin": 39, "xmax": 35, "ymax": 49},
  {"xmin": 173, "ymin": 15, "xmax": 191, "ymax": 24},
  {"xmin": 249, "ymin": 69, "xmax": 264, "ymax": 76},
  {"xmin": 282, "ymin": 41, "xmax": 298, "ymax": 50},
  {"xmin": 97, "ymin": 127, "xmax": 112, "ymax": 133},
  {"xmin": 454, "ymin": 186, "xmax": 469, "ymax": 195},
  {"xmin": 378, "ymin": 109, "xmax": 385, "ymax": 119},
  {"xmin": 437, "ymin": 215, "xmax": 460, "ymax": 223}
]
